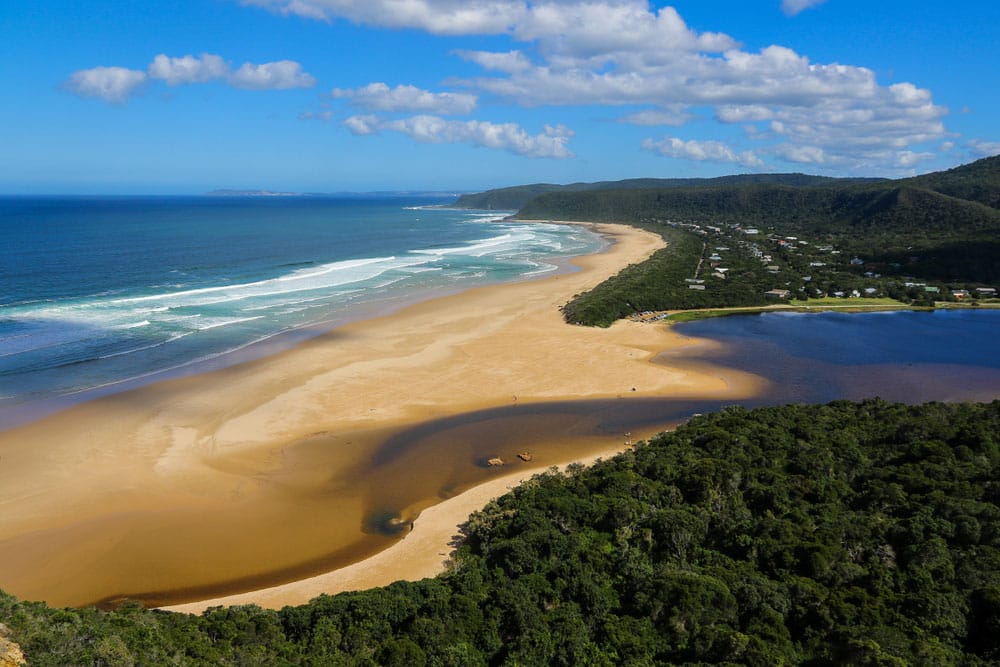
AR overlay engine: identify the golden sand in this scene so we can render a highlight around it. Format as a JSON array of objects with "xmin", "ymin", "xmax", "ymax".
[{"xmin": 0, "ymin": 223, "xmax": 763, "ymax": 609}]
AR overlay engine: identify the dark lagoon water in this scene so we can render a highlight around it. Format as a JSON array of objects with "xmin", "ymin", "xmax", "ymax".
[{"xmin": 664, "ymin": 308, "xmax": 1000, "ymax": 407}]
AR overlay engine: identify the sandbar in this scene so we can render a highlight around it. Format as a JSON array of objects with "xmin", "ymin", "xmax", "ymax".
[{"xmin": 0, "ymin": 222, "xmax": 763, "ymax": 609}]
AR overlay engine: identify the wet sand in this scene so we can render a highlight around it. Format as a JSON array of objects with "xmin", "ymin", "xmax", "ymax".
[{"xmin": 0, "ymin": 222, "xmax": 763, "ymax": 609}]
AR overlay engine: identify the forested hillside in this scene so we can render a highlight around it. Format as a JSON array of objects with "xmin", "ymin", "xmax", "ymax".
[
  {"xmin": 4, "ymin": 400, "xmax": 1000, "ymax": 665},
  {"xmin": 496, "ymin": 157, "xmax": 1000, "ymax": 323},
  {"xmin": 452, "ymin": 173, "xmax": 878, "ymax": 211}
]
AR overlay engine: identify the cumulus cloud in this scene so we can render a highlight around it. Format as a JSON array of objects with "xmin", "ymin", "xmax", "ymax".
[
  {"xmin": 67, "ymin": 54, "xmax": 315, "ymax": 103},
  {"xmin": 332, "ymin": 83, "xmax": 477, "ymax": 114},
  {"xmin": 968, "ymin": 139, "xmax": 1000, "ymax": 158},
  {"xmin": 774, "ymin": 144, "xmax": 827, "ymax": 164},
  {"xmin": 148, "ymin": 53, "xmax": 228, "ymax": 85},
  {"xmin": 619, "ymin": 107, "xmax": 693, "ymax": 127},
  {"xmin": 246, "ymin": 1, "xmax": 735, "ymax": 54},
  {"xmin": 230, "ymin": 60, "xmax": 316, "ymax": 89},
  {"xmin": 454, "ymin": 49, "xmax": 533, "ymax": 73},
  {"xmin": 344, "ymin": 114, "xmax": 380, "ymax": 135},
  {"xmin": 63, "ymin": 66, "xmax": 147, "ymax": 104},
  {"xmin": 642, "ymin": 136, "xmax": 764, "ymax": 168},
  {"xmin": 243, "ymin": 0, "xmax": 947, "ymax": 173},
  {"xmin": 782, "ymin": 0, "xmax": 827, "ymax": 16},
  {"xmin": 344, "ymin": 113, "xmax": 574, "ymax": 158},
  {"xmin": 243, "ymin": 0, "xmax": 524, "ymax": 34}
]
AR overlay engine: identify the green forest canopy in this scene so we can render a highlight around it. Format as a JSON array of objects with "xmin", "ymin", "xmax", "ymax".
[{"xmin": 4, "ymin": 399, "xmax": 1000, "ymax": 665}]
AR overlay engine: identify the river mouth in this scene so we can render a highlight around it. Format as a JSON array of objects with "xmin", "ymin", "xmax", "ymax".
[
  {"xmin": 66, "ymin": 396, "xmax": 730, "ymax": 610},
  {"xmin": 4, "ymin": 310, "xmax": 998, "ymax": 610}
]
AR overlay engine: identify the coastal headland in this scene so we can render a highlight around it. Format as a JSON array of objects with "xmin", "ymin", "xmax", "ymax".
[{"xmin": 0, "ymin": 222, "xmax": 763, "ymax": 610}]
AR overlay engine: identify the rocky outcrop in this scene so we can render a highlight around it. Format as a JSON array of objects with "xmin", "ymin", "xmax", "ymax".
[{"xmin": 0, "ymin": 624, "xmax": 26, "ymax": 667}]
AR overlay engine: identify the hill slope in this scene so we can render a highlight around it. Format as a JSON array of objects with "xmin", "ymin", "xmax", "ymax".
[
  {"xmin": 487, "ymin": 157, "xmax": 1000, "ymax": 324},
  {"xmin": 453, "ymin": 173, "xmax": 880, "ymax": 210}
]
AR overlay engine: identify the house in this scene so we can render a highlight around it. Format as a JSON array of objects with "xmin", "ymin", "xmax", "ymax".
[
  {"xmin": 688, "ymin": 284, "xmax": 707, "ymax": 291},
  {"xmin": 809, "ymin": 262, "xmax": 826, "ymax": 267},
  {"xmin": 864, "ymin": 287, "xmax": 879, "ymax": 295},
  {"xmin": 767, "ymin": 265, "xmax": 780, "ymax": 273},
  {"xmin": 765, "ymin": 289, "xmax": 792, "ymax": 299},
  {"xmin": 977, "ymin": 287, "xmax": 997, "ymax": 296},
  {"xmin": 712, "ymin": 272, "xmax": 727, "ymax": 280},
  {"xmin": 684, "ymin": 278, "xmax": 705, "ymax": 285},
  {"xmin": 850, "ymin": 257, "xmax": 865, "ymax": 266},
  {"xmin": 742, "ymin": 228, "xmax": 760, "ymax": 235},
  {"xmin": 952, "ymin": 289, "xmax": 969, "ymax": 299},
  {"xmin": 924, "ymin": 286, "xmax": 940, "ymax": 294}
]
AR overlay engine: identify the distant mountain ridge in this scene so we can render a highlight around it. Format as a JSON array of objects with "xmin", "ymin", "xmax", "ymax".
[
  {"xmin": 452, "ymin": 173, "xmax": 885, "ymax": 210},
  {"xmin": 511, "ymin": 156, "xmax": 1000, "ymax": 233}
]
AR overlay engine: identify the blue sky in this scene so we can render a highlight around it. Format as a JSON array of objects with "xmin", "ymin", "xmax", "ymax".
[{"xmin": 1, "ymin": 0, "xmax": 998, "ymax": 193}]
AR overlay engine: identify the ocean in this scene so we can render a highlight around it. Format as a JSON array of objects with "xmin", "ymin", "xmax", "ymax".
[{"xmin": 0, "ymin": 196, "xmax": 606, "ymax": 425}]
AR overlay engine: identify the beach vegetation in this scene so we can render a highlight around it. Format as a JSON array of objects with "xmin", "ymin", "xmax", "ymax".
[{"xmin": 3, "ymin": 399, "xmax": 1000, "ymax": 665}]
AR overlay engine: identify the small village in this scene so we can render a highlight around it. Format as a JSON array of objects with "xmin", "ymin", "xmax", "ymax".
[{"xmin": 661, "ymin": 219, "xmax": 998, "ymax": 308}]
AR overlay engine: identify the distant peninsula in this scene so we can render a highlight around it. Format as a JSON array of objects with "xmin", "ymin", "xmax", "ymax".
[
  {"xmin": 206, "ymin": 189, "xmax": 465, "ymax": 198},
  {"xmin": 206, "ymin": 189, "xmax": 305, "ymax": 197}
]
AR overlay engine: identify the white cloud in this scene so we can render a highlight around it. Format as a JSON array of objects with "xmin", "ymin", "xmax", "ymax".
[
  {"xmin": 68, "ymin": 54, "xmax": 315, "ymax": 103},
  {"xmin": 642, "ymin": 136, "xmax": 764, "ymax": 168},
  {"xmin": 242, "ymin": 0, "xmax": 525, "ymax": 35},
  {"xmin": 332, "ymin": 83, "xmax": 477, "ymax": 114},
  {"xmin": 455, "ymin": 49, "xmax": 533, "ymax": 73},
  {"xmin": 230, "ymin": 60, "xmax": 316, "ymax": 89},
  {"xmin": 246, "ymin": 1, "xmax": 735, "ymax": 54},
  {"xmin": 894, "ymin": 150, "xmax": 933, "ymax": 168},
  {"xmin": 148, "ymin": 53, "xmax": 229, "ymax": 85},
  {"xmin": 619, "ymin": 107, "xmax": 693, "ymax": 127},
  {"xmin": 344, "ymin": 114, "xmax": 380, "ymax": 135},
  {"xmin": 241, "ymin": 0, "xmax": 949, "ymax": 174},
  {"xmin": 63, "ymin": 66, "xmax": 147, "ymax": 104},
  {"xmin": 968, "ymin": 139, "xmax": 1000, "ymax": 158},
  {"xmin": 781, "ymin": 0, "xmax": 827, "ymax": 15},
  {"xmin": 774, "ymin": 144, "xmax": 827, "ymax": 164},
  {"xmin": 344, "ymin": 114, "xmax": 574, "ymax": 158}
]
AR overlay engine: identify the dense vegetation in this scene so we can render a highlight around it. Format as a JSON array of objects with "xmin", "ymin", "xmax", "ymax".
[
  {"xmin": 492, "ymin": 157, "xmax": 1000, "ymax": 323},
  {"xmin": 560, "ymin": 226, "xmax": 776, "ymax": 326},
  {"xmin": 453, "ymin": 173, "xmax": 879, "ymax": 211},
  {"xmin": 4, "ymin": 399, "xmax": 1000, "ymax": 665}
]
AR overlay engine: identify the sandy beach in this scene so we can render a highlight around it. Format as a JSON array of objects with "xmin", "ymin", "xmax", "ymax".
[{"xmin": 0, "ymin": 222, "xmax": 763, "ymax": 609}]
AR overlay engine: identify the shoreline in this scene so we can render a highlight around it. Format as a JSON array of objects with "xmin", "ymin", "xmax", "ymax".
[
  {"xmin": 0, "ymin": 221, "xmax": 764, "ymax": 609},
  {"xmin": 0, "ymin": 218, "xmax": 604, "ymax": 433},
  {"xmin": 161, "ymin": 444, "xmax": 632, "ymax": 613}
]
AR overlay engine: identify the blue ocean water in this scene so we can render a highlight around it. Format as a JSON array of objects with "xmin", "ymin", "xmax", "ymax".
[{"xmin": 0, "ymin": 196, "xmax": 605, "ymax": 423}]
